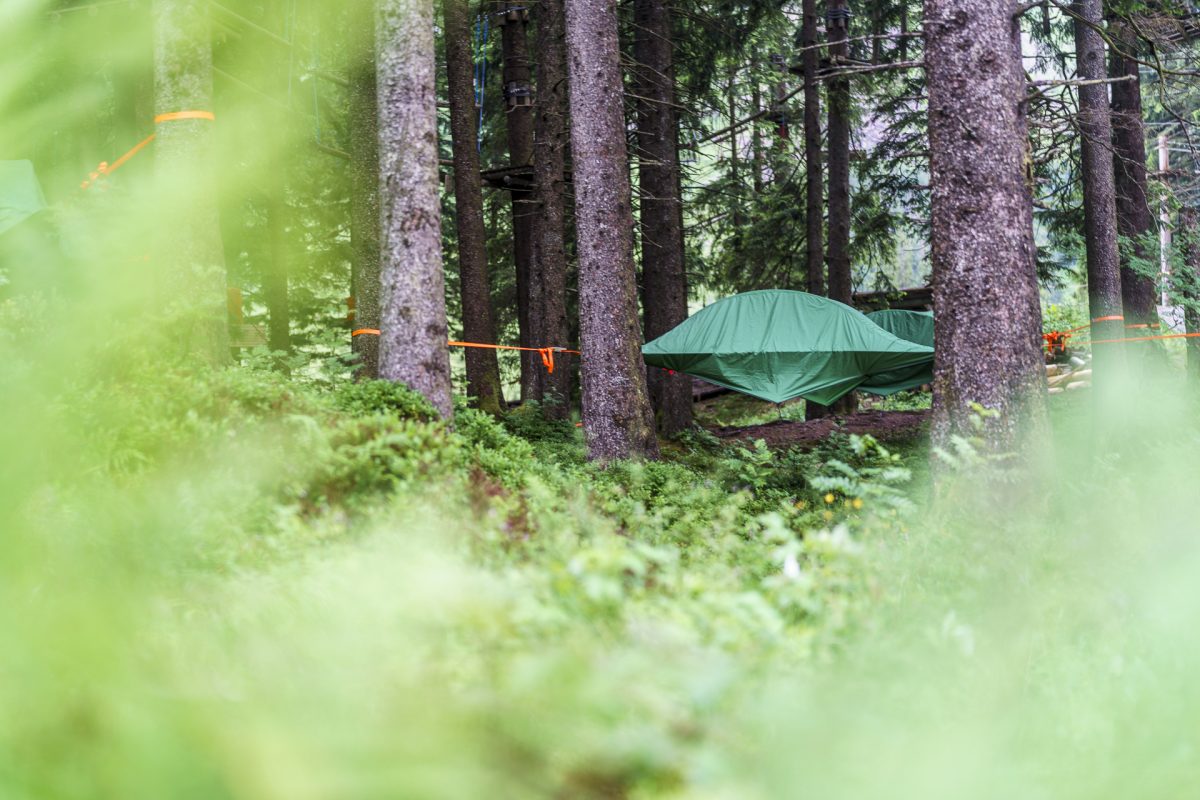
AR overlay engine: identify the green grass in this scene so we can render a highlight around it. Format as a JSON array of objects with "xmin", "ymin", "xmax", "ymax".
[{"xmin": 5, "ymin": 314, "xmax": 1200, "ymax": 797}]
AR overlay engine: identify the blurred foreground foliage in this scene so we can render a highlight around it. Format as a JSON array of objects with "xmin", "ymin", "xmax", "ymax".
[{"xmin": 4, "ymin": 298, "xmax": 1200, "ymax": 797}]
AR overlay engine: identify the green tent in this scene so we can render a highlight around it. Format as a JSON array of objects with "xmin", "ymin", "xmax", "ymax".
[
  {"xmin": 0, "ymin": 161, "xmax": 47, "ymax": 236},
  {"xmin": 859, "ymin": 309, "xmax": 935, "ymax": 395},
  {"xmin": 642, "ymin": 290, "xmax": 934, "ymax": 405}
]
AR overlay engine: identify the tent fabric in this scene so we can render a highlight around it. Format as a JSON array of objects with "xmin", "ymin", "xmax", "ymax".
[
  {"xmin": 0, "ymin": 161, "xmax": 47, "ymax": 236},
  {"xmin": 641, "ymin": 290, "xmax": 934, "ymax": 405},
  {"xmin": 859, "ymin": 309, "xmax": 935, "ymax": 395}
]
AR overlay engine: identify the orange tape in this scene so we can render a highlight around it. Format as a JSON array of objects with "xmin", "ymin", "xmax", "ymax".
[
  {"xmin": 1091, "ymin": 315, "xmax": 1124, "ymax": 323},
  {"xmin": 154, "ymin": 110, "xmax": 216, "ymax": 124},
  {"xmin": 350, "ymin": 331, "xmax": 580, "ymax": 374},
  {"xmin": 1091, "ymin": 332, "xmax": 1200, "ymax": 345},
  {"xmin": 80, "ymin": 112, "xmax": 214, "ymax": 190}
]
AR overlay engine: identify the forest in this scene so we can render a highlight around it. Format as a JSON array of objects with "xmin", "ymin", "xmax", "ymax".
[{"xmin": 4, "ymin": 0, "xmax": 1200, "ymax": 796}]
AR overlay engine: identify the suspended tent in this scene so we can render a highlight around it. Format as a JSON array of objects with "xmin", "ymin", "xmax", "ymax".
[
  {"xmin": 0, "ymin": 161, "xmax": 47, "ymax": 236},
  {"xmin": 642, "ymin": 290, "xmax": 934, "ymax": 405},
  {"xmin": 859, "ymin": 309, "xmax": 935, "ymax": 395}
]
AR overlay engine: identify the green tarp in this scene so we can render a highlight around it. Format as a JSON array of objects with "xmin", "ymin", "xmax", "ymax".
[
  {"xmin": 642, "ymin": 290, "xmax": 934, "ymax": 405},
  {"xmin": 0, "ymin": 161, "xmax": 47, "ymax": 236},
  {"xmin": 859, "ymin": 309, "xmax": 935, "ymax": 395}
]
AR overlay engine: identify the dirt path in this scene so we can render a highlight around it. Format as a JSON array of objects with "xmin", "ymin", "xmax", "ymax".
[{"xmin": 710, "ymin": 409, "xmax": 930, "ymax": 449}]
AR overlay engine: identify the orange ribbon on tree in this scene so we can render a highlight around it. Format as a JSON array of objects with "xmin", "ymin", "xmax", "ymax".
[
  {"xmin": 350, "ymin": 330, "xmax": 580, "ymax": 374},
  {"xmin": 81, "ymin": 111, "xmax": 215, "ymax": 190}
]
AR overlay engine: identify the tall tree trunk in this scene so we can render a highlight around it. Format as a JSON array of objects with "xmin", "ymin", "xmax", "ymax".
[
  {"xmin": 802, "ymin": 0, "xmax": 824, "ymax": 297},
  {"xmin": 751, "ymin": 76, "xmax": 764, "ymax": 193},
  {"xmin": 727, "ymin": 66, "xmax": 744, "ymax": 229},
  {"xmin": 634, "ymin": 0, "xmax": 693, "ymax": 435},
  {"xmin": 265, "ymin": 190, "xmax": 290, "ymax": 356},
  {"xmin": 1074, "ymin": 0, "xmax": 1126, "ymax": 370},
  {"xmin": 445, "ymin": 0, "xmax": 505, "ymax": 415},
  {"xmin": 1108, "ymin": 14, "xmax": 1159, "ymax": 326},
  {"xmin": 924, "ymin": 0, "xmax": 1049, "ymax": 455},
  {"xmin": 1180, "ymin": 209, "xmax": 1200, "ymax": 381},
  {"xmin": 564, "ymin": 0, "xmax": 660, "ymax": 461},
  {"xmin": 153, "ymin": 0, "xmax": 229, "ymax": 364},
  {"xmin": 376, "ymin": 0, "xmax": 453, "ymax": 417},
  {"xmin": 826, "ymin": 0, "xmax": 856, "ymax": 414},
  {"xmin": 532, "ymin": 0, "xmax": 572, "ymax": 417},
  {"xmin": 803, "ymin": 0, "xmax": 830, "ymax": 420},
  {"xmin": 499, "ymin": 1, "xmax": 540, "ymax": 402},
  {"xmin": 349, "ymin": 0, "xmax": 381, "ymax": 379},
  {"xmin": 826, "ymin": 0, "xmax": 853, "ymax": 307}
]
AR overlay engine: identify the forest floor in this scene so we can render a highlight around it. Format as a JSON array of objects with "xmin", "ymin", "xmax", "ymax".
[
  {"xmin": 693, "ymin": 389, "xmax": 932, "ymax": 449},
  {"xmin": 711, "ymin": 409, "xmax": 930, "ymax": 448}
]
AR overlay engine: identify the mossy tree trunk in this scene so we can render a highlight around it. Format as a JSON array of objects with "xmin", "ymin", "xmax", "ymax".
[
  {"xmin": 633, "ymin": 0, "xmax": 693, "ymax": 436},
  {"xmin": 924, "ymin": 0, "xmax": 1049, "ymax": 455},
  {"xmin": 444, "ymin": 0, "xmax": 505, "ymax": 415},
  {"xmin": 375, "ymin": 0, "xmax": 453, "ymax": 417},
  {"xmin": 564, "ymin": 0, "xmax": 659, "ymax": 461},
  {"xmin": 153, "ymin": 0, "xmax": 229, "ymax": 364}
]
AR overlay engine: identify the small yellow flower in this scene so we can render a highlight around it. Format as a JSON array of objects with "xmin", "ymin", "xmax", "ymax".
[
  {"xmin": 822, "ymin": 510, "xmax": 834, "ymax": 521},
  {"xmin": 794, "ymin": 500, "xmax": 807, "ymax": 510},
  {"xmin": 852, "ymin": 498, "xmax": 864, "ymax": 510},
  {"xmin": 823, "ymin": 493, "xmax": 835, "ymax": 504}
]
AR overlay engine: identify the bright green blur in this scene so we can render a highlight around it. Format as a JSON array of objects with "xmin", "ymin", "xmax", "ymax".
[{"xmin": 4, "ymin": 2, "xmax": 1200, "ymax": 798}]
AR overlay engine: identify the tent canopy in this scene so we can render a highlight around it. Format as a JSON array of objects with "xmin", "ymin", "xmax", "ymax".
[
  {"xmin": 642, "ymin": 290, "xmax": 933, "ymax": 405},
  {"xmin": 0, "ymin": 161, "xmax": 47, "ymax": 236},
  {"xmin": 859, "ymin": 309, "xmax": 935, "ymax": 395}
]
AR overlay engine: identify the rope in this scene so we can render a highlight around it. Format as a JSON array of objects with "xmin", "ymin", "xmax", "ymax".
[
  {"xmin": 80, "ymin": 111, "xmax": 215, "ymax": 190},
  {"xmin": 350, "ymin": 330, "xmax": 580, "ymax": 375}
]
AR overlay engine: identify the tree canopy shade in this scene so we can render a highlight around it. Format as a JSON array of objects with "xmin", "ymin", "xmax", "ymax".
[
  {"xmin": 0, "ymin": 161, "xmax": 45, "ymax": 236},
  {"xmin": 642, "ymin": 290, "xmax": 933, "ymax": 405},
  {"xmin": 860, "ymin": 309, "xmax": 934, "ymax": 395}
]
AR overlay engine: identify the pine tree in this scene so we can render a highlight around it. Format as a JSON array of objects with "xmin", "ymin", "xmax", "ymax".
[
  {"xmin": 564, "ymin": 0, "xmax": 659, "ymax": 461},
  {"xmin": 153, "ymin": 0, "xmax": 229, "ymax": 364},
  {"xmin": 531, "ymin": 0, "xmax": 573, "ymax": 417},
  {"xmin": 1073, "ymin": 0, "xmax": 1125, "ymax": 371},
  {"xmin": 634, "ymin": 0, "xmax": 693, "ymax": 435},
  {"xmin": 498, "ymin": 0, "xmax": 540, "ymax": 402},
  {"xmin": 444, "ymin": 0, "xmax": 505, "ymax": 415},
  {"xmin": 924, "ymin": 0, "xmax": 1049, "ymax": 454},
  {"xmin": 349, "ymin": 0, "xmax": 381, "ymax": 379},
  {"xmin": 376, "ymin": 0, "xmax": 453, "ymax": 416}
]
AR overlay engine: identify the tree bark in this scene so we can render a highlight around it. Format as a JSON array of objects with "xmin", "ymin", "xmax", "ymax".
[
  {"xmin": 751, "ymin": 76, "xmax": 764, "ymax": 193},
  {"xmin": 924, "ymin": 0, "xmax": 1049, "ymax": 454},
  {"xmin": 499, "ymin": 1, "xmax": 540, "ymax": 402},
  {"xmin": 376, "ymin": 0, "xmax": 453, "ymax": 417},
  {"xmin": 727, "ymin": 66, "xmax": 744, "ymax": 229},
  {"xmin": 1180, "ymin": 209, "xmax": 1200, "ymax": 381},
  {"xmin": 826, "ymin": 0, "xmax": 853, "ymax": 307},
  {"xmin": 802, "ymin": 0, "xmax": 830, "ymax": 420},
  {"xmin": 634, "ymin": 0, "xmax": 693, "ymax": 436},
  {"xmin": 802, "ymin": 0, "xmax": 824, "ymax": 297},
  {"xmin": 153, "ymin": 0, "xmax": 229, "ymax": 364},
  {"xmin": 445, "ymin": 0, "xmax": 505, "ymax": 415},
  {"xmin": 532, "ymin": 0, "xmax": 573, "ymax": 417},
  {"xmin": 264, "ymin": 190, "xmax": 290, "ymax": 356},
  {"xmin": 564, "ymin": 0, "xmax": 660, "ymax": 461},
  {"xmin": 349, "ymin": 0, "xmax": 381, "ymax": 379},
  {"xmin": 1073, "ymin": 0, "xmax": 1126, "ymax": 369},
  {"xmin": 1108, "ymin": 14, "xmax": 1159, "ymax": 326}
]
